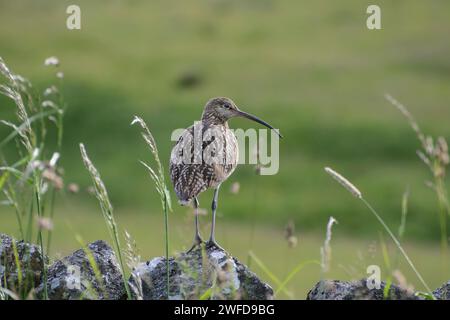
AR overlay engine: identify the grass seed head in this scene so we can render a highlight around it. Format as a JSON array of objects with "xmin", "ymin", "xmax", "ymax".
[
  {"xmin": 385, "ymin": 94, "xmax": 426, "ymax": 148},
  {"xmin": 324, "ymin": 167, "xmax": 362, "ymax": 199},
  {"xmin": 321, "ymin": 216, "xmax": 338, "ymax": 274},
  {"xmin": 416, "ymin": 150, "xmax": 431, "ymax": 167},
  {"xmin": 437, "ymin": 136, "xmax": 449, "ymax": 166}
]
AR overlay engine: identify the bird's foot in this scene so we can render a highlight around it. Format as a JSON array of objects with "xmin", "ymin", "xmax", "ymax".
[
  {"xmin": 186, "ymin": 235, "xmax": 204, "ymax": 253},
  {"xmin": 206, "ymin": 239, "xmax": 225, "ymax": 252}
]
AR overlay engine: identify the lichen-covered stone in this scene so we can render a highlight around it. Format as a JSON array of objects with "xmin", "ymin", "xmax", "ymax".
[
  {"xmin": 0, "ymin": 233, "xmax": 48, "ymax": 292},
  {"xmin": 129, "ymin": 244, "xmax": 273, "ymax": 300},
  {"xmin": 307, "ymin": 279, "xmax": 422, "ymax": 300},
  {"xmin": 36, "ymin": 240, "xmax": 125, "ymax": 300},
  {"xmin": 433, "ymin": 281, "xmax": 450, "ymax": 300}
]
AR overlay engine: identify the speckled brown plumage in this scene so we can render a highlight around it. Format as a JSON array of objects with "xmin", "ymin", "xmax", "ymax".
[
  {"xmin": 169, "ymin": 97, "xmax": 281, "ymax": 250},
  {"xmin": 170, "ymin": 111, "xmax": 238, "ymax": 205}
]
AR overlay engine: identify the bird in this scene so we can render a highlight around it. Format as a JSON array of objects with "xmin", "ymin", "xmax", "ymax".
[{"xmin": 169, "ymin": 97, "xmax": 282, "ymax": 251}]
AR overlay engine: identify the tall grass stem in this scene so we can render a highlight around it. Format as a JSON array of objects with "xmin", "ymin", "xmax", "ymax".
[
  {"xmin": 79, "ymin": 143, "xmax": 132, "ymax": 299},
  {"xmin": 361, "ymin": 198, "xmax": 433, "ymax": 297}
]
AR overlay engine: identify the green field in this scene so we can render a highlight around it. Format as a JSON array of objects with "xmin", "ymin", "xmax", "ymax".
[{"xmin": 1, "ymin": 0, "xmax": 450, "ymax": 299}]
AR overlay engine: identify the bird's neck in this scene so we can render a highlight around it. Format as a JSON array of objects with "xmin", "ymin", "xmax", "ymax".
[{"xmin": 201, "ymin": 112, "xmax": 228, "ymax": 127}]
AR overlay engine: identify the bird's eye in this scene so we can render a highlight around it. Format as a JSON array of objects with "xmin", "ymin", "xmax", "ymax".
[{"xmin": 224, "ymin": 103, "xmax": 231, "ymax": 109}]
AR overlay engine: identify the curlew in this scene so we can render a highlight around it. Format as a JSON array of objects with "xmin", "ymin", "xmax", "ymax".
[{"xmin": 170, "ymin": 97, "xmax": 282, "ymax": 251}]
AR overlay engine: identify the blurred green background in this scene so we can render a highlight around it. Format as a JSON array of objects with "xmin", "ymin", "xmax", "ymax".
[{"xmin": 1, "ymin": 0, "xmax": 450, "ymax": 298}]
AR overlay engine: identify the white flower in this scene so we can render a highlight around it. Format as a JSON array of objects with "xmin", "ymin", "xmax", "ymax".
[
  {"xmin": 42, "ymin": 100, "xmax": 55, "ymax": 108},
  {"xmin": 44, "ymin": 86, "xmax": 57, "ymax": 96},
  {"xmin": 44, "ymin": 56, "xmax": 59, "ymax": 67}
]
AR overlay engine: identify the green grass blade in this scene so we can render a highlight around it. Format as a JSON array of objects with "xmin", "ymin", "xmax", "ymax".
[
  {"xmin": 275, "ymin": 260, "xmax": 320, "ymax": 297},
  {"xmin": 248, "ymin": 251, "xmax": 295, "ymax": 298},
  {"xmin": 0, "ymin": 109, "xmax": 59, "ymax": 149}
]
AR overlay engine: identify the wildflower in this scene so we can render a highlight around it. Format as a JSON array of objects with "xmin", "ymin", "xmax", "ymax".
[
  {"xmin": 44, "ymin": 56, "xmax": 59, "ymax": 67},
  {"xmin": 49, "ymin": 152, "xmax": 60, "ymax": 167},
  {"xmin": 230, "ymin": 182, "xmax": 240, "ymax": 194},
  {"xmin": 44, "ymin": 86, "xmax": 58, "ymax": 96},
  {"xmin": 42, "ymin": 168, "xmax": 63, "ymax": 190},
  {"xmin": 287, "ymin": 236, "xmax": 298, "ymax": 248},
  {"xmin": 67, "ymin": 183, "xmax": 80, "ymax": 194},
  {"xmin": 42, "ymin": 100, "xmax": 56, "ymax": 108},
  {"xmin": 37, "ymin": 217, "xmax": 54, "ymax": 231}
]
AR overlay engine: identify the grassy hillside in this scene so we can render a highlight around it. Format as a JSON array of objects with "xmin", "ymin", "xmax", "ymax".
[{"xmin": 1, "ymin": 1, "xmax": 449, "ymax": 241}]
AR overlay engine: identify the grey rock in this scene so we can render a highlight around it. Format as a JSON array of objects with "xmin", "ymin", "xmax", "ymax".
[
  {"xmin": 0, "ymin": 233, "xmax": 48, "ymax": 292},
  {"xmin": 433, "ymin": 281, "xmax": 450, "ymax": 300},
  {"xmin": 307, "ymin": 279, "xmax": 422, "ymax": 300},
  {"xmin": 36, "ymin": 240, "xmax": 125, "ymax": 300},
  {"xmin": 129, "ymin": 244, "xmax": 273, "ymax": 300}
]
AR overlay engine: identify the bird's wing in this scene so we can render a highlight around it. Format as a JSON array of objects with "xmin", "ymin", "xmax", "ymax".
[{"xmin": 169, "ymin": 125, "xmax": 216, "ymax": 203}]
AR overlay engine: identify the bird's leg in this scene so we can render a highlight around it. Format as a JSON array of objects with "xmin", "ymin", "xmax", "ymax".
[
  {"xmin": 193, "ymin": 197, "xmax": 203, "ymax": 244},
  {"xmin": 187, "ymin": 197, "xmax": 203, "ymax": 253},
  {"xmin": 207, "ymin": 184, "xmax": 224, "ymax": 250}
]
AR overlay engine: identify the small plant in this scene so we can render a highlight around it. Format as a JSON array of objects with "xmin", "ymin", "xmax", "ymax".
[
  {"xmin": 75, "ymin": 234, "xmax": 107, "ymax": 299},
  {"xmin": 124, "ymin": 230, "xmax": 144, "ymax": 300},
  {"xmin": 248, "ymin": 251, "xmax": 319, "ymax": 299},
  {"xmin": 0, "ymin": 57, "xmax": 66, "ymax": 299},
  {"xmin": 324, "ymin": 166, "xmax": 434, "ymax": 297},
  {"xmin": 79, "ymin": 143, "xmax": 131, "ymax": 299},
  {"xmin": 382, "ymin": 187, "xmax": 411, "ymax": 298},
  {"xmin": 386, "ymin": 94, "xmax": 450, "ymax": 266},
  {"xmin": 131, "ymin": 116, "xmax": 172, "ymax": 299},
  {"xmin": 320, "ymin": 216, "xmax": 338, "ymax": 276}
]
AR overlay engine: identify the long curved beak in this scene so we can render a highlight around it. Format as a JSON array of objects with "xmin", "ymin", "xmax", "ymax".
[{"xmin": 237, "ymin": 110, "xmax": 283, "ymax": 138}]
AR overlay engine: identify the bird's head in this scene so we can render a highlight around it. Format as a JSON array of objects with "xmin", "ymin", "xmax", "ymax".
[{"xmin": 202, "ymin": 97, "xmax": 283, "ymax": 138}]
